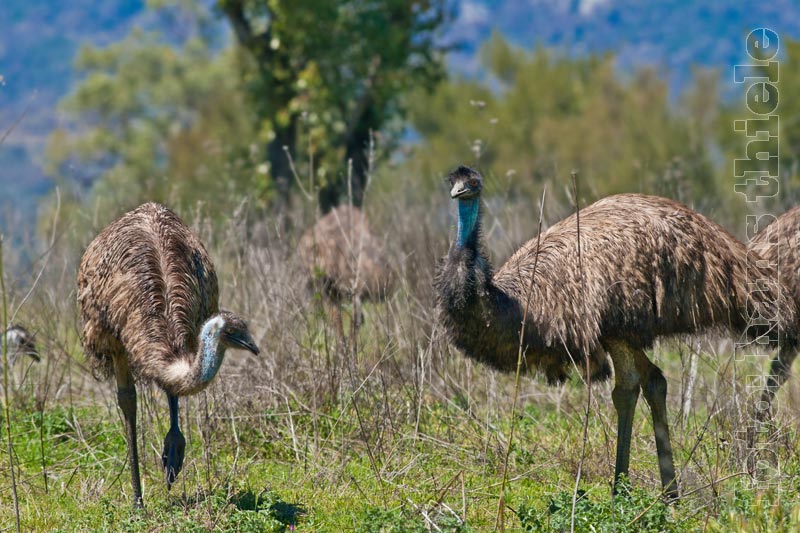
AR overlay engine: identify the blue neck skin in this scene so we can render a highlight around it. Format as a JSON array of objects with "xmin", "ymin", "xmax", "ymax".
[
  {"xmin": 199, "ymin": 319, "xmax": 226, "ymax": 384},
  {"xmin": 456, "ymin": 197, "xmax": 480, "ymax": 249}
]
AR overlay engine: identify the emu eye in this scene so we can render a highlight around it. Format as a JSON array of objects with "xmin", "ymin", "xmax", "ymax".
[
  {"xmin": 225, "ymin": 327, "xmax": 235, "ymax": 335},
  {"xmin": 469, "ymin": 178, "xmax": 479, "ymax": 187}
]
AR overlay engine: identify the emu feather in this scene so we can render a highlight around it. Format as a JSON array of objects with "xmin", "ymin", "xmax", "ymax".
[
  {"xmin": 435, "ymin": 166, "xmax": 798, "ymax": 500},
  {"xmin": 77, "ymin": 202, "xmax": 259, "ymax": 507},
  {"xmin": 748, "ymin": 206, "xmax": 800, "ymax": 417}
]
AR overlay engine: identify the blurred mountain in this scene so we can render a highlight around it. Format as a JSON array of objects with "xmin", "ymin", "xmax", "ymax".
[
  {"xmin": 0, "ymin": 0, "xmax": 148, "ymax": 238},
  {"xmin": 449, "ymin": 0, "xmax": 800, "ymax": 89},
  {"xmin": 2, "ymin": 0, "xmax": 799, "ymax": 237}
]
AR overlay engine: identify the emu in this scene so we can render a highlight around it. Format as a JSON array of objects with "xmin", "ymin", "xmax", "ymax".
[
  {"xmin": 296, "ymin": 205, "xmax": 394, "ymax": 326},
  {"xmin": 77, "ymin": 203, "xmax": 260, "ymax": 508},
  {"xmin": 749, "ymin": 206, "xmax": 800, "ymax": 417},
  {"xmin": 2, "ymin": 325, "xmax": 39, "ymax": 366},
  {"xmin": 435, "ymin": 166, "xmax": 797, "ymax": 500}
]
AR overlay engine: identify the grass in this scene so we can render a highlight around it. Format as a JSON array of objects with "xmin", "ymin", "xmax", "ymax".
[
  {"xmin": 2, "ymin": 362, "xmax": 799, "ymax": 531},
  {"xmin": 1, "ymin": 199, "xmax": 799, "ymax": 531}
]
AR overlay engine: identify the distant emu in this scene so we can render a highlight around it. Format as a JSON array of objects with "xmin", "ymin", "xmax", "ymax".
[
  {"xmin": 2, "ymin": 325, "xmax": 39, "ymax": 366},
  {"xmin": 77, "ymin": 203, "xmax": 260, "ymax": 508},
  {"xmin": 749, "ymin": 206, "xmax": 800, "ymax": 418},
  {"xmin": 435, "ymin": 166, "xmax": 797, "ymax": 500},
  {"xmin": 296, "ymin": 205, "xmax": 394, "ymax": 325}
]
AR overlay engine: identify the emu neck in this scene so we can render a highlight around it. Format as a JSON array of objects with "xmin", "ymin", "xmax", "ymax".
[
  {"xmin": 456, "ymin": 198, "xmax": 480, "ymax": 249},
  {"xmin": 439, "ymin": 195, "xmax": 492, "ymax": 309},
  {"xmin": 198, "ymin": 319, "xmax": 226, "ymax": 384},
  {"xmin": 162, "ymin": 316, "xmax": 226, "ymax": 396}
]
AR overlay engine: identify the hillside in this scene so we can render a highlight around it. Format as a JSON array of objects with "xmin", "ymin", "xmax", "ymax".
[
  {"xmin": 2, "ymin": 0, "xmax": 799, "ymax": 236},
  {"xmin": 0, "ymin": 0, "xmax": 147, "ymax": 234}
]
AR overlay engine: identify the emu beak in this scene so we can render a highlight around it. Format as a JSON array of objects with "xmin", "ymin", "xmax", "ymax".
[
  {"xmin": 27, "ymin": 351, "xmax": 41, "ymax": 363},
  {"xmin": 450, "ymin": 182, "xmax": 468, "ymax": 199},
  {"xmin": 233, "ymin": 335, "xmax": 260, "ymax": 356}
]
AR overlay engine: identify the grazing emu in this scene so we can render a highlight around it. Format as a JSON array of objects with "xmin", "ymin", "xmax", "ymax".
[
  {"xmin": 435, "ymin": 166, "xmax": 797, "ymax": 500},
  {"xmin": 749, "ymin": 206, "xmax": 800, "ymax": 417},
  {"xmin": 296, "ymin": 205, "xmax": 394, "ymax": 325},
  {"xmin": 77, "ymin": 203, "xmax": 260, "ymax": 508},
  {"xmin": 2, "ymin": 325, "xmax": 40, "ymax": 366}
]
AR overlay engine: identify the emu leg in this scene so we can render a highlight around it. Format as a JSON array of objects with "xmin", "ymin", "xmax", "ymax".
[
  {"xmin": 635, "ymin": 350, "xmax": 679, "ymax": 501},
  {"xmin": 333, "ymin": 301, "xmax": 345, "ymax": 341},
  {"xmin": 758, "ymin": 345, "xmax": 798, "ymax": 421},
  {"xmin": 353, "ymin": 294, "xmax": 363, "ymax": 331},
  {"xmin": 113, "ymin": 356, "xmax": 143, "ymax": 508},
  {"xmin": 162, "ymin": 393, "xmax": 186, "ymax": 489},
  {"xmin": 603, "ymin": 339, "xmax": 640, "ymax": 495}
]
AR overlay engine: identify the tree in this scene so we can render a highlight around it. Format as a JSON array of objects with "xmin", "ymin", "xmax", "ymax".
[
  {"xmin": 402, "ymin": 34, "xmax": 719, "ymax": 212},
  {"xmin": 218, "ymin": 0, "xmax": 451, "ymax": 212},
  {"xmin": 45, "ymin": 4, "xmax": 259, "ymax": 230},
  {"xmin": 716, "ymin": 37, "xmax": 800, "ymax": 212}
]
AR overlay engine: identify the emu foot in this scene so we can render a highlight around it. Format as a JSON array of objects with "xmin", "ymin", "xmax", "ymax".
[
  {"xmin": 161, "ymin": 427, "xmax": 186, "ymax": 489},
  {"xmin": 132, "ymin": 495, "xmax": 144, "ymax": 510},
  {"xmin": 663, "ymin": 485, "xmax": 680, "ymax": 505}
]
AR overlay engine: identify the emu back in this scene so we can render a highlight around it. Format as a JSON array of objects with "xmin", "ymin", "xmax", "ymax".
[
  {"xmin": 437, "ymin": 193, "xmax": 798, "ymax": 383},
  {"xmin": 77, "ymin": 202, "xmax": 219, "ymax": 385}
]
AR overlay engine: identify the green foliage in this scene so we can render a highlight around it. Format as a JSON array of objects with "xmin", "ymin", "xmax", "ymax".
[
  {"xmin": 4, "ymin": 384, "xmax": 800, "ymax": 531},
  {"xmin": 43, "ymin": 0, "xmax": 452, "ymax": 234},
  {"xmin": 61, "ymin": 488, "xmax": 295, "ymax": 532},
  {"xmin": 357, "ymin": 505, "xmax": 471, "ymax": 533},
  {"xmin": 716, "ymin": 38, "xmax": 800, "ymax": 212},
  {"xmin": 218, "ymin": 0, "xmax": 451, "ymax": 208},
  {"xmin": 517, "ymin": 478, "xmax": 683, "ymax": 533},
  {"xmin": 403, "ymin": 33, "xmax": 719, "ymax": 210},
  {"xmin": 44, "ymin": 3, "xmax": 262, "ymax": 232},
  {"xmin": 515, "ymin": 479, "xmax": 800, "ymax": 533},
  {"xmin": 709, "ymin": 484, "xmax": 800, "ymax": 532}
]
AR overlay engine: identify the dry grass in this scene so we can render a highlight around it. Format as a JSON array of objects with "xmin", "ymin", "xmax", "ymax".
[{"xmin": 0, "ymin": 184, "xmax": 799, "ymax": 531}]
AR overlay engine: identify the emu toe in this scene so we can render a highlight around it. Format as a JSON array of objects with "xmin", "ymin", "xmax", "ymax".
[{"xmin": 161, "ymin": 428, "xmax": 186, "ymax": 489}]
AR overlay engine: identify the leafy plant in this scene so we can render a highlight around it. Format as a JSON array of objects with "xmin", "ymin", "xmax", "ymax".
[{"xmin": 517, "ymin": 478, "xmax": 683, "ymax": 533}]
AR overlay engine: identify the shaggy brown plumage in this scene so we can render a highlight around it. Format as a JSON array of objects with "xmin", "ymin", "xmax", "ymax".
[
  {"xmin": 435, "ymin": 166, "xmax": 798, "ymax": 500},
  {"xmin": 748, "ymin": 206, "xmax": 800, "ymax": 415},
  {"xmin": 78, "ymin": 203, "xmax": 219, "ymax": 391},
  {"xmin": 295, "ymin": 204, "xmax": 394, "ymax": 301},
  {"xmin": 77, "ymin": 202, "xmax": 259, "ymax": 507}
]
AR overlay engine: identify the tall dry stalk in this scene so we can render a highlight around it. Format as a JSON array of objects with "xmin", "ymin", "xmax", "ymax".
[
  {"xmin": 495, "ymin": 187, "xmax": 547, "ymax": 532},
  {"xmin": 0, "ymin": 100, "xmax": 31, "ymax": 533},
  {"xmin": 680, "ymin": 346, "xmax": 698, "ymax": 427},
  {"xmin": 569, "ymin": 170, "xmax": 590, "ymax": 533},
  {"xmin": 1, "ymin": 237, "xmax": 22, "ymax": 533}
]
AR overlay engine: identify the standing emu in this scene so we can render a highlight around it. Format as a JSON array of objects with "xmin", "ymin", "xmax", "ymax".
[
  {"xmin": 296, "ymin": 205, "xmax": 394, "ymax": 325},
  {"xmin": 435, "ymin": 166, "xmax": 797, "ymax": 500},
  {"xmin": 77, "ymin": 203, "xmax": 260, "ymax": 508},
  {"xmin": 749, "ymin": 206, "xmax": 800, "ymax": 417}
]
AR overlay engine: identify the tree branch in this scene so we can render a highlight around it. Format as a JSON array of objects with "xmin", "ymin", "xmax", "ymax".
[{"xmin": 218, "ymin": 0, "xmax": 272, "ymax": 54}]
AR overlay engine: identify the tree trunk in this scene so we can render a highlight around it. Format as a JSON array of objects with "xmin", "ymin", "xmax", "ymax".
[
  {"xmin": 344, "ymin": 127, "xmax": 369, "ymax": 206},
  {"xmin": 317, "ymin": 104, "xmax": 376, "ymax": 213},
  {"xmin": 267, "ymin": 119, "xmax": 296, "ymax": 219}
]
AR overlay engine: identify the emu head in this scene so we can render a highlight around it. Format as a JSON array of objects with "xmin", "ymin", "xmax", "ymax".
[
  {"xmin": 216, "ymin": 311, "xmax": 260, "ymax": 356},
  {"xmin": 449, "ymin": 166, "xmax": 483, "ymax": 199},
  {"xmin": 3, "ymin": 325, "xmax": 40, "ymax": 364}
]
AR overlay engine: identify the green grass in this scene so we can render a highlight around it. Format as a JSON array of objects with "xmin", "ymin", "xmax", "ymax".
[{"xmin": 2, "ymin": 379, "xmax": 800, "ymax": 532}]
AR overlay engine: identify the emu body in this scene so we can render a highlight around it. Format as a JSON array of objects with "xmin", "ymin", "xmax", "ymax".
[
  {"xmin": 77, "ymin": 203, "xmax": 259, "ymax": 507},
  {"xmin": 296, "ymin": 205, "xmax": 393, "ymax": 331},
  {"xmin": 749, "ymin": 206, "xmax": 800, "ymax": 416},
  {"xmin": 435, "ymin": 167, "xmax": 797, "ymax": 500},
  {"xmin": 296, "ymin": 205, "xmax": 393, "ymax": 301}
]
